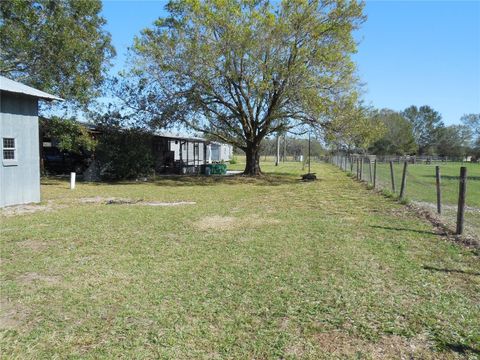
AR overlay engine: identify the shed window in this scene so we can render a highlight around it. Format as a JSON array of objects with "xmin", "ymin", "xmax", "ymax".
[{"xmin": 3, "ymin": 138, "xmax": 16, "ymax": 160}]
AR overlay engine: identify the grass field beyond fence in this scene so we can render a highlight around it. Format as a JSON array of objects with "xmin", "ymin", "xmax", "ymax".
[
  {"xmin": 375, "ymin": 162, "xmax": 479, "ymax": 237},
  {"xmin": 331, "ymin": 156, "xmax": 479, "ymax": 240},
  {"xmin": 1, "ymin": 160, "xmax": 479, "ymax": 359}
]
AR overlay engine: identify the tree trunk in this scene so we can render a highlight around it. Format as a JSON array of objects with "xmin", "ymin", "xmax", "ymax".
[{"xmin": 244, "ymin": 143, "xmax": 261, "ymax": 176}]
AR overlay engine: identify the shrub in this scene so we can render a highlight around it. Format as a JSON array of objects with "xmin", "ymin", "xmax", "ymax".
[{"xmin": 95, "ymin": 127, "xmax": 154, "ymax": 180}]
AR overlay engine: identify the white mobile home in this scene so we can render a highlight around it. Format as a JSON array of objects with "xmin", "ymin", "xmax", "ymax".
[{"xmin": 207, "ymin": 142, "xmax": 233, "ymax": 163}]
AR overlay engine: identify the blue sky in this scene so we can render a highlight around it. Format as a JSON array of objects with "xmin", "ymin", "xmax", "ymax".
[{"xmin": 101, "ymin": 0, "xmax": 480, "ymax": 126}]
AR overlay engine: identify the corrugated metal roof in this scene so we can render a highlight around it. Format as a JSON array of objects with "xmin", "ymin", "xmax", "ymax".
[
  {"xmin": 154, "ymin": 131, "xmax": 207, "ymax": 142},
  {"xmin": 0, "ymin": 76, "xmax": 63, "ymax": 101}
]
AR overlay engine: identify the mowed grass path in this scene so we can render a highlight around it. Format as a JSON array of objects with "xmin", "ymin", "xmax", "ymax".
[{"xmin": 1, "ymin": 162, "xmax": 479, "ymax": 359}]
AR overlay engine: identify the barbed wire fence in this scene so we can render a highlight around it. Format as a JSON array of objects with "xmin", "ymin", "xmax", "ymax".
[{"xmin": 327, "ymin": 154, "xmax": 479, "ymax": 242}]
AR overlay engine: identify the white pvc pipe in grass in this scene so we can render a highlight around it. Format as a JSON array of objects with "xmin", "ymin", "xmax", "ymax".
[{"xmin": 70, "ymin": 172, "xmax": 76, "ymax": 189}]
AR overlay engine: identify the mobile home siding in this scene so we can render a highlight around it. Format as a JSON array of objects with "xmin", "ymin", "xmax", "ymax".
[{"xmin": 0, "ymin": 92, "xmax": 40, "ymax": 207}]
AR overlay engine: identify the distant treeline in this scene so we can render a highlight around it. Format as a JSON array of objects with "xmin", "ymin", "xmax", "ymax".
[{"xmin": 331, "ymin": 106, "xmax": 480, "ymax": 160}]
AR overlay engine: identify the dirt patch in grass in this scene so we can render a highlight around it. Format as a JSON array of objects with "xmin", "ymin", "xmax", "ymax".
[
  {"xmin": 0, "ymin": 299, "xmax": 29, "ymax": 330},
  {"xmin": 78, "ymin": 196, "xmax": 109, "ymax": 204},
  {"xmin": 314, "ymin": 331, "xmax": 450, "ymax": 359},
  {"xmin": 79, "ymin": 197, "xmax": 196, "ymax": 207},
  {"xmin": 105, "ymin": 198, "xmax": 142, "ymax": 205},
  {"xmin": 194, "ymin": 215, "xmax": 237, "ymax": 231},
  {"xmin": 193, "ymin": 215, "xmax": 280, "ymax": 231},
  {"xmin": 1, "ymin": 201, "xmax": 65, "ymax": 217},
  {"xmin": 79, "ymin": 197, "xmax": 140, "ymax": 205},
  {"xmin": 142, "ymin": 201, "xmax": 196, "ymax": 206},
  {"xmin": 16, "ymin": 239, "xmax": 48, "ymax": 251},
  {"xmin": 17, "ymin": 272, "xmax": 62, "ymax": 286}
]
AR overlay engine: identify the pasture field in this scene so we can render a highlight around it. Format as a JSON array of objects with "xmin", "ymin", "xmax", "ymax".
[
  {"xmin": 374, "ymin": 162, "xmax": 480, "ymax": 237},
  {"xmin": 1, "ymin": 160, "xmax": 479, "ymax": 359}
]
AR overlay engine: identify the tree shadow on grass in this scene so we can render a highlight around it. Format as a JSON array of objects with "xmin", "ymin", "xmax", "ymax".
[
  {"xmin": 40, "ymin": 181, "xmax": 63, "ymax": 186},
  {"xmin": 442, "ymin": 343, "xmax": 480, "ymax": 356},
  {"xmin": 42, "ymin": 174, "xmax": 300, "ymax": 187},
  {"xmin": 151, "ymin": 173, "xmax": 301, "ymax": 187},
  {"xmin": 422, "ymin": 265, "xmax": 480, "ymax": 276},
  {"xmin": 370, "ymin": 225, "xmax": 439, "ymax": 236},
  {"xmin": 41, "ymin": 172, "xmax": 316, "ymax": 187}
]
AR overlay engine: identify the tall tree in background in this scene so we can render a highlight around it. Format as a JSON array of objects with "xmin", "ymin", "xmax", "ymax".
[
  {"xmin": 368, "ymin": 109, "xmax": 417, "ymax": 155},
  {"xmin": 0, "ymin": 0, "xmax": 115, "ymax": 106},
  {"xmin": 118, "ymin": 0, "xmax": 365, "ymax": 175},
  {"xmin": 402, "ymin": 105, "xmax": 444, "ymax": 155},
  {"xmin": 460, "ymin": 113, "xmax": 480, "ymax": 143},
  {"xmin": 435, "ymin": 125, "xmax": 472, "ymax": 159}
]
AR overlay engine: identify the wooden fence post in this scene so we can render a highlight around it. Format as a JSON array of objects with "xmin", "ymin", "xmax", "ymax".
[
  {"xmin": 399, "ymin": 161, "xmax": 408, "ymax": 200},
  {"xmin": 435, "ymin": 166, "xmax": 442, "ymax": 214},
  {"xmin": 456, "ymin": 167, "xmax": 467, "ymax": 235},
  {"xmin": 389, "ymin": 161, "xmax": 396, "ymax": 193},
  {"xmin": 350, "ymin": 156, "xmax": 354, "ymax": 173},
  {"xmin": 373, "ymin": 160, "xmax": 377, "ymax": 189}
]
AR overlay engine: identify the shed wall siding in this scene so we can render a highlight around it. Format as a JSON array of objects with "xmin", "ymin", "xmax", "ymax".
[{"xmin": 0, "ymin": 93, "xmax": 40, "ymax": 207}]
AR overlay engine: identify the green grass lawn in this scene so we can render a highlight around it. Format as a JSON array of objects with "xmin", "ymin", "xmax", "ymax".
[{"xmin": 1, "ymin": 160, "xmax": 479, "ymax": 359}]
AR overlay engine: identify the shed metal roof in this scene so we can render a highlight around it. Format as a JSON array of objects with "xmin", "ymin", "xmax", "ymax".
[{"xmin": 0, "ymin": 76, "xmax": 63, "ymax": 101}]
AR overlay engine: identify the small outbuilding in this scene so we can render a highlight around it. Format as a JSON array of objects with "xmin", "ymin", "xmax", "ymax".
[{"xmin": 0, "ymin": 76, "xmax": 62, "ymax": 207}]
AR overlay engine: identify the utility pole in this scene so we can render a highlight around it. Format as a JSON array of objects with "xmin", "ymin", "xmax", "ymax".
[
  {"xmin": 275, "ymin": 134, "xmax": 280, "ymax": 166},
  {"xmin": 308, "ymin": 132, "xmax": 311, "ymax": 174}
]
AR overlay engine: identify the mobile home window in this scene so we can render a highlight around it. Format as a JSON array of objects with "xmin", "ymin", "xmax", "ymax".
[{"xmin": 3, "ymin": 138, "xmax": 16, "ymax": 160}]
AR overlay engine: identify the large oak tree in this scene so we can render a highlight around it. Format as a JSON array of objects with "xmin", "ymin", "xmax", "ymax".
[
  {"xmin": 120, "ymin": 0, "xmax": 364, "ymax": 175},
  {"xmin": 1, "ymin": 0, "xmax": 115, "ymax": 106}
]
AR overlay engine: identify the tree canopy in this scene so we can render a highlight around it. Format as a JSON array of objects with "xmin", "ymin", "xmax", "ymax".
[
  {"xmin": 402, "ymin": 105, "xmax": 444, "ymax": 155},
  {"xmin": 40, "ymin": 117, "xmax": 97, "ymax": 154},
  {"xmin": 116, "ymin": 0, "xmax": 365, "ymax": 175},
  {"xmin": 325, "ymin": 106, "xmax": 385, "ymax": 153},
  {"xmin": 435, "ymin": 125, "xmax": 472, "ymax": 158},
  {"xmin": 0, "ymin": 0, "xmax": 115, "ymax": 106},
  {"xmin": 368, "ymin": 109, "xmax": 417, "ymax": 155},
  {"xmin": 460, "ymin": 113, "xmax": 480, "ymax": 140}
]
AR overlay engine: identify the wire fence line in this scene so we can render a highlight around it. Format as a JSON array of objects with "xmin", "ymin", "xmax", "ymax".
[{"xmin": 327, "ymin": 154, "xmax": 480, "ymax": 241}]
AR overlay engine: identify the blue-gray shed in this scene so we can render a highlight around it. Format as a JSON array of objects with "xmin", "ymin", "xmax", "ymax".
[{"xmin": 0, "ymin": 76, "xmax": 62, "ymax": 207}]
